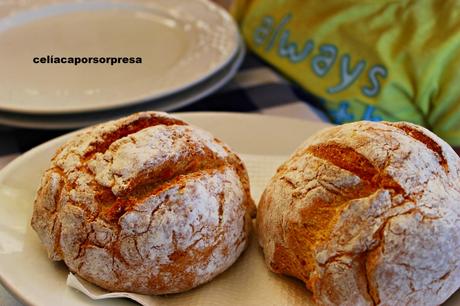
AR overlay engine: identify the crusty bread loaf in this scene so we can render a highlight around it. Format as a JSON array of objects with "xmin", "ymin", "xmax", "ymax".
[
  {"xmin": 31, "ymin": 111, "xmax": 255, "ymax": 294},
  {"xmin": 257, "ymin": 121, "xmax": 460, "ymax": 305}
]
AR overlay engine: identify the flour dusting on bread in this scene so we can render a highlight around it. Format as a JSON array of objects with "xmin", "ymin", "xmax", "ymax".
[
  {"xmin": 31, "ymin": 111, "xmax": 254, "ymax": 294},
  {"xmin": 257, "ymin": 121, "xmax": 460, "ymax": 305}
]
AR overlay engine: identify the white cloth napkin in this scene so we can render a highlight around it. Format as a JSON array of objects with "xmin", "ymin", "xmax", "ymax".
[{"xmin": 66, "ymin": 154, "xmax": 315, "ymax": 305}]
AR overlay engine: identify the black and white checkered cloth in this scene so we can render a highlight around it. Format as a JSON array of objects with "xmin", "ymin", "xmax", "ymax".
[{"xmin": 0, "ymin": 52, "xmax": 330, "ymax": 169}]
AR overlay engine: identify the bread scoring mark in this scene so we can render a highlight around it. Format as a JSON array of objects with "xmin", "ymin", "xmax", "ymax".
[
  {"xmin": 96, "ymin": 158, "xmax": 229, "ymax": 224},
  {"xmin": 383, "ymin": 122, "xmax": 449, "ymax": 171},
  {"xmin": 118, "ymin": 145, "xmax": 227, "ymax": 197},
  {"xmin": 98, "ymin": 166, "xmax": 227, "ymax": 224},
  {"xmin": 364, "ymin": 248, "xmax": 381, "ymax": 305},
  {"xmin": 356, "ymin": 252, "xmax": 379, "ymax": 306},
  {"xmin": 219, "ymin": 144, "xmax": 256, "ymax": 218},
  {"xmin": 233, "ymin": 220, "xmax": 249, "ymax": 251},
  {"xmin": 218, "ymin": 191, "xmax": 225, "ymax": 225},
  {"xmin": 273, "ymin": 143, "xmax": 409, "ymax": 303},
  {"xmin": 102, "ymin": 198, "xmax": 136, "ymax": 223},
  {"xmin": 86, "ymin": 122, "xmax": 253, "ymax": 221},
  {"xmin": 280, "ymin": 176, "xmax": 296, "ymax": 189},
  {"xmin": 66, "ymin": 117, "xmax": 244, "ymax": 224},
  {"xmin": 83, "ymin": 115, "xmax": 186, "ymax": 160},
  {"xmin": 307, "ymin": 142, "xmax": 404, "ymax": 195}
]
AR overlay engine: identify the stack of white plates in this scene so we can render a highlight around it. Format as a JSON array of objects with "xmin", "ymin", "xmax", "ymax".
[{"xmin": 0, "ymin": 0, "xmax": 244, "ymax": 129}]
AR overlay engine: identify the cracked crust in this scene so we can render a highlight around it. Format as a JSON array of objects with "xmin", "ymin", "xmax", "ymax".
[
  {"xmin": 31, "ymin": 111, "xmax": 255, "ymax": 294},
  {"xmin": 257, "ymin": 121, "xmax": 460, "ymax": 305}
]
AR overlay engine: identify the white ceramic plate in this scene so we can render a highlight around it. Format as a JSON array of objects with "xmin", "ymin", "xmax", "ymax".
[
  {"xmin": 0, "ymin": 0, "xmax": 239, "ymax": 114},
  {"xmin": 0, "ymin": 41, "xmax": 245, "ymax": 129},
  {"xmin": 0, "ymin": 113, "xmax": 332, "ymax": 306},
  {"xmin": 0, "ymin": 113, "xmax": 458, "ymax": 306}
]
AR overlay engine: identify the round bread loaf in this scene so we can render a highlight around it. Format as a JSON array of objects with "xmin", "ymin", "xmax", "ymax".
[
  {"xmin": 31, "ymin": 111, "xmax": 255, "ymax": 294},
  {"xmin": 257, "ymin": 121, "xmax": 460, "ymax": 305}
]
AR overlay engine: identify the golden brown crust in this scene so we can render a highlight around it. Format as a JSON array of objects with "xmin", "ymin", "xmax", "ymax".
[
  {"xmin": 31, "ymin": 111, "xmax": 255, "ymax": 294},
  {"xmin": 257, "ymin": 121, "xmax": 460, "ymax": 305}
]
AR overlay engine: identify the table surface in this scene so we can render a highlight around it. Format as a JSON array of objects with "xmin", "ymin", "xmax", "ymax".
[{"xmin": 0, "ymin": 52, "xmax": 328, "ymax": 305}]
